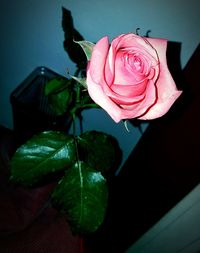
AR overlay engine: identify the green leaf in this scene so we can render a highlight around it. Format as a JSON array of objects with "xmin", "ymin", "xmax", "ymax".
[
  {"xmin": 44, "ymin": 78, "xmax": 74, "ymax": 116},
  {"xmin": 48, "ymin": 87, "xmax": 73, "ymax": 116},
  {"xmin": 74, "ymin": 40, "xmax": 94, "ymax": 61},
  {"xmin": 44, "ymin": 77, "xmax": 69, "ymax": 96},
  {"xmin": 52, "ymin": 161, "xmax": 108, "ymax": 234},
  {"xmin": 77, "ymin": 131, "xmax": 119, "ymax": 174},
  {"xmin": 10, "ymin": 131, "xmax": 76, "ymax": 186}
]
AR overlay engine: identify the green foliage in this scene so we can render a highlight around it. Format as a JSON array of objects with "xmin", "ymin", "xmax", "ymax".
[
  {"xmin": 45, "ymin": 77, "xmax": 74, "ymax": 116},
  {"xmin": 59, "ymin": 7, "xmax": 99, "ymax": 119},
  {"xmin": 44, "ymin": 77, "xmax": 68, "ymax": 96},
  {"xmin": 9, "ymin": 7, "xmax": 121, "ymax": 235},
  {"xmin": 48, "ymin": 88, "xmax": 72, "ymax": 116},
  {"xmin": 10, "ymin": 129, "xmax": 120, "ymax": 233},
  {"xmin": 44, "ymin": 75, "xmax": 98, "ymax": 120},
  {"xmin": 52, "ymin": 161, "xmax": 108, "ymax": 234},
  {"xmin": 77, "ymin": 131, "xmax": 117, "ymax": 174},
  {"xmin": 10, "ymin": 131, "xmax": 76, "ymax": 186}
]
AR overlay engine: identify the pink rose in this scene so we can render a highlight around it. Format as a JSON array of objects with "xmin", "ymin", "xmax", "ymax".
[{"xmin": 86, "ymin": 33, "xmax": 182, "ymax": 123}]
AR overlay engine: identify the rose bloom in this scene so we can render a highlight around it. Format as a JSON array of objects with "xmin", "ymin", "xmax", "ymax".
[{"xmin": 86, "ymin": 33, "xmax": 182, "ymax": 123}]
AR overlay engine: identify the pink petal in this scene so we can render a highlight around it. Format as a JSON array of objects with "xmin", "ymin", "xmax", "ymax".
[
  {"xmin": 139, "ymin": 38, "xmax": 182, "ymax": 119},
  {"xmin": 87, "ymin": 68, "xmax": 123, "ymax": 123},
  {"xmin": 89, "ymin": 36, "xmax": 109, "ymax": 84}
]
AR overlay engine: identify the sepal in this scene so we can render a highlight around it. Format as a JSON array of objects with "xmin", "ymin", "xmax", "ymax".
[
  {"xmin": 71, "ymin": 76, "xmax": 87, "ymax": 88},
  {"xmin": 74, "ymin": 40, "xmax": 95, "ymax": 61}
]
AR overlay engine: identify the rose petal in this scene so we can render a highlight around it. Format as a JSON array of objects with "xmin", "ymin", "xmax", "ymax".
[
  {"xmin": 111, "ymin": 82, "xmax": 147, "ymax": 98},
  {"xmin": 117, "ymin": 79, "xmax": 157, "ymax": 119},
  {"xmin": 139, "ymin": 90, "xmax": 182, "ymax": 119},
  {"xmin": 111, "ymin": 33, "xmax": 158, "ymax": 62},
  {"xmin": 89, "ymin": 36, "xmax": 110, "ymax": 84},
  {"xmin": 139, "ymin": 38, "xmax": 182, "ymax": 119},
  {"xmin": 87, "ymin": 67, "xmax": 158, "ymax": 122},
  {"xmin": 87, "ymin": 68, "xmax": 123, "ymax": 123}
]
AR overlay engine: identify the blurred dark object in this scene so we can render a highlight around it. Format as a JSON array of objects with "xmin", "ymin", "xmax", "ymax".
[{"xmin": 10, "ymin": 66, "xmax": 71, "ymax": 144}]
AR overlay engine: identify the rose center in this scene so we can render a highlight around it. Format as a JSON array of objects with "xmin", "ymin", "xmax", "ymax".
[
  {"xmin": 114, "ymin": 50, "xmax": 152, "ymax": 86},
  {"xmin": 127, "ymin": 53, "xmax": 142, "ymax": 72}
]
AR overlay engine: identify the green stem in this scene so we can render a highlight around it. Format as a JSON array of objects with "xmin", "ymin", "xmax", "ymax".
[
  {"xmin": 72, "ymin": 113, "xmax": 76, "ymax": 136},
  {"xmin": 76, "ymin": 84, "xmax": 81, "ymax": 104},
  {"xmin": 71, "ymin": 68, "xmax": 81, "ymax": 136}
]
